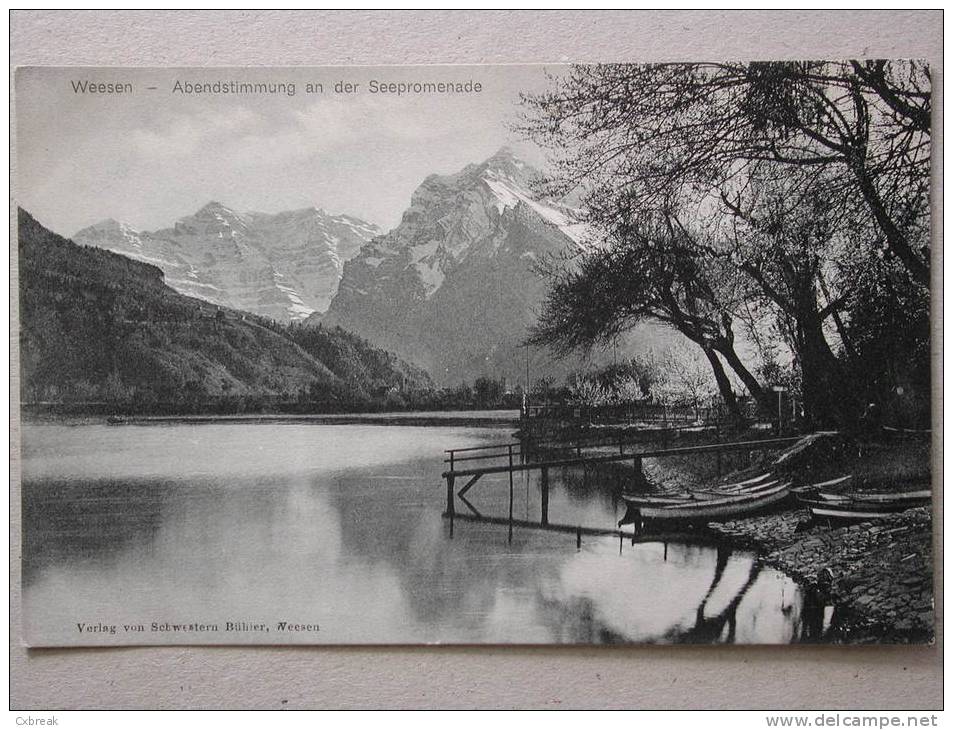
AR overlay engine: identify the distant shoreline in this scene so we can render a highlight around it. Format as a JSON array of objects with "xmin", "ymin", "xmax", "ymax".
[{"xmin": 22, "ymin": 410, "xmax": 522, "ymax": 428}]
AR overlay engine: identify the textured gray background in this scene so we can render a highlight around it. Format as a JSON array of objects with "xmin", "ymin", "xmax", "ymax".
[{"xmin": 9, "ymin": 10, "xmax": 943, "ymax": 710}]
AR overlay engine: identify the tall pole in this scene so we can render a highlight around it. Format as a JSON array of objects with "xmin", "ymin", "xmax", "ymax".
[
  {"xmin": 525, "ymin": 345, "xmax": 530, "ymax": 394},
  {"xmin": 778, "ymin": 390, "xmax": 783, "ymax": 435},
  {"xmin": 508, "ymin": 445, "xmax": 514, "ymax": 544}
]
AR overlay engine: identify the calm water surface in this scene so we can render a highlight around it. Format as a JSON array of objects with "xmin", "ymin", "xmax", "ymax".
[{"xmin": 20, "ymin": 422, "xmax": 826, "ymax": 645}]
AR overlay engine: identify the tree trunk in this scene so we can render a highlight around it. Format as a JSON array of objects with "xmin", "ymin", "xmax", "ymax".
[
  {"xmin": 699, "ymin": 346, "xmax": 745, "ymax": 429},
  {"xmin": 850, "ymin": 156, "xmax": 930, "ymax": 287},
  {"xmin": 712, "ymin": 338, "xmax": 774, "ymax": 416},
  {"xmin": 796, "ymin": 311, "xmax": 858, "ymax": 429},
  {"xmin": 817, "ymin": 271, "xmax": 857, "ymax": 361}
]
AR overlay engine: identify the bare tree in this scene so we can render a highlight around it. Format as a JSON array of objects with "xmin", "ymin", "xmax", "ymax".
[
  {"xmin": 520, "ymin": 60, "xmax": 930, "ymax": 428},
  {"xmin": 529, "ymin": 211, "xmax": 769, "ymax": 427},
  {"xmin": 661, "ymin": 344, "xmax": 717, "ymax": 420},
  {"xmin": 520, "ymin": 61, "xmax": 930, "ymax": 286}
]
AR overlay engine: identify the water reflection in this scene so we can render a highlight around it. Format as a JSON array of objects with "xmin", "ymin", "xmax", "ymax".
[{"xmin": 21, "ymin": 423, "xmax": 830, "ymax": 645}]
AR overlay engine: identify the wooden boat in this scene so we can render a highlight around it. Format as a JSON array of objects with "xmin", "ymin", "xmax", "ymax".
[
  {"xmin": 807, "ymin": 504, "xmax": 897, "ymax": 521},
  {"xmin": 694, "ymin": 479, "xmax": 780, "ymax": 499},
  {"xmin": 622, "ymin": 476, "xmax": 779, "ymax": 508},
  {"xmin": 801, "ymin": 497, "xmax": 899, "ymax": 513},
  {"xmin": 621, "ymin": 492, "xmax": 693, "ymax": 508},
  {"xmin": 806, "ymin": 501, "xmax": 918, "ymax": 521},
  {"xmin": 797, "ymin": 490, "xmax": 846, "ymax": 505},
  {"xmin": 814, "ymin": 491, "xmax": 848, "ymax": 502},
  {"xmin": 719, "ymin": 472, "xmax": 773, "ymax": 489},
  {"xmin": 808, "ymin": 489, "xmax": 931, "ymax": 505},
  {"xmin": 638, "ymin": 482, "xmax": 791, "ymax": 523},
  {"xmin": 717, "ymin": 478, "xmax": 780, "ymax": 496},
  {"xmin": 842, "ymin": 489, "xmax": 930, "ymax": 504},
  {"xmin": 790, "ymin": 474, "xmax": 853, "ymax": 495},
  {"xmin": 804, "ymin": 490, "xmax": 931, "ymax": 522}
]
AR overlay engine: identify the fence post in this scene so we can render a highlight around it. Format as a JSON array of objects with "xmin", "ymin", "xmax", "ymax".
[
  {"xmin": 633, "ymin": 456, "xmax": 648, "ymax": 489},
  {"xmin": 446, "ymin": 474, "xmax": 455, "ymax": 537},
  {"xmin": 541, "ymin": 466, "xmax": 549, "ymax": 526},
  {"xmin": 508, "ymin": 445, "xmax": 514, "ymax": 543}
]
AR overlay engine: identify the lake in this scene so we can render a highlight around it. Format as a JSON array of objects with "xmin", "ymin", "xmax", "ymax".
[{"xmin": 19, "ymin": 421, "xmax": 829, "ymax": 645}]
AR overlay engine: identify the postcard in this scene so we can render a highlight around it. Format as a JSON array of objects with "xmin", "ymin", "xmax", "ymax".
[{"xmin": 13, "ymin": 64, "xmax": 934, "ymax": 646}]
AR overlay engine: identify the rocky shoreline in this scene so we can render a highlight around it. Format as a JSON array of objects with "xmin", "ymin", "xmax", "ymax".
[{"xmin": 710, "ymin": 507, "xmax": 935, "ymax": 644}]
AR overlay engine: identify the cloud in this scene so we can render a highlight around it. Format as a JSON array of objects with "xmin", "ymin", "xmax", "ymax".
[
  {"xmin": 128, "ymin": 107, "xmax": 264, "ymax": 160},
  {"xmin": 169, "ymin": 94, "xmax": 497, "ymax": 172},
  {"xmin": 292, "ymin": 96, "xmax": 431, "ymax": 145}
]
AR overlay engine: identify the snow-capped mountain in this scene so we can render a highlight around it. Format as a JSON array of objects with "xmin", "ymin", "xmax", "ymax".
[
  {"xmin": 73, "ymin": 202, "xmax": 379, "ymax": 322},
  {"xmin": 316, "ymin": 147, "xmax": 595, "ymax": 386}
]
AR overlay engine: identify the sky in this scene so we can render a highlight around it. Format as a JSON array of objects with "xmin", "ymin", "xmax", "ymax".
[{"xmin": 15, "ymin": 65, "xmax": 560, "ymax": 236}]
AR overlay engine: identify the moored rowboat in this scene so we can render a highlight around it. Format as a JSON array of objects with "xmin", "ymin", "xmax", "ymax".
[
  {"xmin": 621, "ymin": 492, "xmax": 693, "ymax": 508},
  {"xmin": 638, "ymin": 482, "xmax": 791, "ymax": 522},
  {"xmin": 790, "ymin": 474, "xmax": 853, "ymax": 495},
  {"xmin": 694, "ymin": 479, "xmax": 780, "ymax": 498},
  {"xmin": 719, "ymin": 472, "xmax": 773, "ymax": 490},
  {"xmin": 835, "ymin": 489, "xmax": 930, "ymax": 504},
  {"xmin": 803, "ymin": 490, "xmax": 931, "ymax": 522},
  {"xmin": 808, "ymin": 505, "xmax": 901, "ymax": 521},
  {"xmin": 803, "ymin": 489, "xmax": 931, "ymax": 506},
  {"xmin": 622, "ymin": 477, "xmax": 780, "ymax": 508},
  {"xmin": 716, "ymin": 478, "xmax": 780, "ymax": 496}
]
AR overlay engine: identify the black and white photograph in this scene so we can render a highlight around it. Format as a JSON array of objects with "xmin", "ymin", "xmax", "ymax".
[{"xmin": 13, "ymin": 61, "xmax": 934, "ymax": 648}]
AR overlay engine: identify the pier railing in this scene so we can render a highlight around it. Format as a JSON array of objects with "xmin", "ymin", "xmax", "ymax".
[
  {"xmin": 441, "ymin": 435, "xmax": 803, "ymax": 539},
  {"xmin": 445, "ymin": 430, "xmax": 676, "ymax": 472},
  {"xmin": 444, "ymin": 428, "xmax": 789, "ymax": 473}
]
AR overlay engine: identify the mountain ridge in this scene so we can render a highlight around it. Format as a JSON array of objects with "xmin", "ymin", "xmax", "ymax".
[
  {"xmin": 73, "ymin": 202, "xmax": 381, "ymax": 322},
  {"xmin": 315, "ymin": 148, "xmax": 607, "ymax": 386}
]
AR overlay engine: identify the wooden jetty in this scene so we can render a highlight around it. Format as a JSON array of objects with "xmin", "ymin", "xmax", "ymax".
[{"xmin": 441, "ymin": 435, "xmax": 802, "ymax": 538}]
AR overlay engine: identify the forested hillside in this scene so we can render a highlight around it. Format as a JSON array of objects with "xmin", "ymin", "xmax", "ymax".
[{"xmin": 18, "ymin": 209, "xmax": 432, "ymax": 414}]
